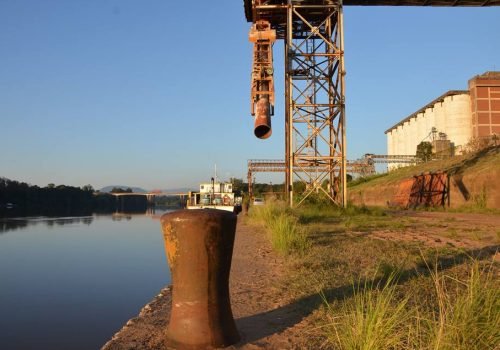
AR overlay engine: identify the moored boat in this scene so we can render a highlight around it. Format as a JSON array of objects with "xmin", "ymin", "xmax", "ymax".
[{"xmin": 186, "ymin": 180, "xmax": 242, "ymax": 214}]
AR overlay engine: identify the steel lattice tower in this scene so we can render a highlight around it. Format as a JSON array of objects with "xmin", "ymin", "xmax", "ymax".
[
  {"xmin": 244, "ymin": 0, "xmax": 499, "ymax": 207},
  {"xmin": 284, "ymin": 3, "xmax": 346, "ymax": 206}
]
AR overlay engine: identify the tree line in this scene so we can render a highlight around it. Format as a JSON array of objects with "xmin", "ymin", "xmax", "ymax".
[{"xmin": 0, "ymin": 178, "xmax": 119, "ymax": 217}]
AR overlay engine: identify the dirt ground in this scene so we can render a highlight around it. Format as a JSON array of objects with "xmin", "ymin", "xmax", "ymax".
[
  {"xmin": 371, "ymin": 211, "xmax": 500, "ymax": 253},
  {"xmin": 102, "ymin": 211, "xmax": 499, "ymax": 350}
]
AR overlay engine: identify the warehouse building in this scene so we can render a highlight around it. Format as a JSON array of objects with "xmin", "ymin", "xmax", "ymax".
[{"xmin": 385, "ymin": 71, "xmax": 500, "ymax": 169}]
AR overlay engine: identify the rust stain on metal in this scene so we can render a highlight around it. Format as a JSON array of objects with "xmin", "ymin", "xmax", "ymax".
[
  {"xmin": 254, "ymin": 97, "xmax": 272, "ymax": 139},
  {"xmin": 160, "ymin": 209, "xmax": 240, "ymax": 349},
  {"xmin": 161, "ymin": 222, "xmax": 178, "ymax": 269},
  {"xmin": 249, "ymin": 19, "xmax": 275, "ymax": 139}
]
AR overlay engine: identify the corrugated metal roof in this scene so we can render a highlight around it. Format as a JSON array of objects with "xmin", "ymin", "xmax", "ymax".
[{"xmin": 384, "ymin": 90, "xmax": 469, "ymax": 134}]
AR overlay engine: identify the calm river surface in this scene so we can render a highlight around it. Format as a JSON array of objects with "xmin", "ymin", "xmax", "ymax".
[{"xmin": 0, "ymin": 210, "xmax": 172, "ymax": 350}]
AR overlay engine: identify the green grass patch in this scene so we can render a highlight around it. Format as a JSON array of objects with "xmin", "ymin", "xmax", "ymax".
[{"xmin": 348, "ymin": 173, "xmax": 389, "ymax": 187}]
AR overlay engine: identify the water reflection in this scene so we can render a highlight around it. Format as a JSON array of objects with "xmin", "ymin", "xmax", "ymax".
[
  {"xmin": 0, "ymin": 207, "xmax": 174, "ymax": 234},
  {"xmin": 112, "ymin": 214, "xmax": 133, "ymax": 221},
  {"xmin": 109, "ymin": 207, "xmax": 175, "ymax": 222},
  {"xmin": 0, "ymin": 211, "xmax": 171, "ymax": 350},
  {"xmin": 0, "ymin": 216, "xmax": 95, "ymax": 233}
]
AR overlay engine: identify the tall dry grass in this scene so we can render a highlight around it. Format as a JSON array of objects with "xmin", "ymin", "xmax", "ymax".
[
  {"xmin": 249, "ymin": 201, "xmax": 309, "ymax": 255},
  {"xmin": 323, "ymin": 272, "xmax": 411, "ymax": 350},
  {"xmin": 423, "ymin": 260, "xmax": 500, "ymax": 350},
  {"xmin": 322, "ymin": 260, "xmax": 499, "ymax": 350}
]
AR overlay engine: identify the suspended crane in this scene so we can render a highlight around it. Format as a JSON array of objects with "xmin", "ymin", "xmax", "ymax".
[
  {"xmin": 244, "ymin": 0, "xmax": 499, "ymax": 207},
  {"xmin": 249, "ymin": 20, "xmax": 276, "ymax": 139}
]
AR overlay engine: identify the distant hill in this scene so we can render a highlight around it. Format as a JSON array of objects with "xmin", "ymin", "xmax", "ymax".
[{"xmin": 100, "ymin": 186, "xmax": 147, "ymax": 193}]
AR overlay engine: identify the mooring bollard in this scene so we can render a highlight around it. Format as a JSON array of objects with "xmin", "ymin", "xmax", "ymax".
[{"xmin": 160, "ymin": 209, "xmax": 240, "ymax": 349}]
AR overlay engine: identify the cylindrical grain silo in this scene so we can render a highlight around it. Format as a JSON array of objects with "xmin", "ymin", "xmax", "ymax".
[
  {"xmin": 434, "ymin": 101, "xmax": 445, "ymax": 136},
  {"xmin": 425, "ymin": 107, "xmax": 436, "ymax": 141},
  {"xmin": 403, "ymin": 121, "xmax": 411, "ymax": 155},
  {"xmin": 387, "ymin": 130, "xmax": 393, "ymax": 155},
  {"xmin": 397, "ymin": 125, "xmax": 404, "ymax": 156},
  {"xmin": 410, "ymin": 120, "xmax": 416, "ymax": 155},
  {"xmin": 416, "ymin": 112, "xmax": 426, "ymax": 145},
  {"xmin": 418, "ymin": 112, "xmax": 428, "ymax": 142},
  {"xmin": 386, "ymin": 130, "xmax": 393, "ymax": 171},
  {"xmin": 445, "ymin": 93, "xmax": 472, "ymax": 150}
]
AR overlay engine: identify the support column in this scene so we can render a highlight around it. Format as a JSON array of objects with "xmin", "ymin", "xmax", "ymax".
[
  {"xmin": 285, "ymin": 4, "xmax": 294, "ymax": 207},
  {"xmin": 284, "ymin": 3, "xmax": 346, "ymax": 207}
]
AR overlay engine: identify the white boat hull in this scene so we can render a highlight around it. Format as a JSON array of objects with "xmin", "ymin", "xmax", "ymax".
[{"xmin": 186, "ymin": 205, "xmax": 235, "ymax": 212}]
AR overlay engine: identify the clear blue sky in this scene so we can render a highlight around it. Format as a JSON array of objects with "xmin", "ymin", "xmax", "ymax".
[{"xmin": 1, "ymin": 1, "xmax": 499, "ymax": 190}]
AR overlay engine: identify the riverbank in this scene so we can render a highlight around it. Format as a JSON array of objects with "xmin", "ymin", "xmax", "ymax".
[{"xmin": 102, "ymin": 207, "xmax": 500, "ymax": 349}]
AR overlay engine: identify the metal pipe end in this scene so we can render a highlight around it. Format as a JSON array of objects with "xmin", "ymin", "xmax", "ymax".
[
  {"xmin": 254, "ymin": 123, "xmax": 272, "ymax": 139},
  {"xmin": 254, "ymin": 98, "xmax": 272, "ymax": 139}
]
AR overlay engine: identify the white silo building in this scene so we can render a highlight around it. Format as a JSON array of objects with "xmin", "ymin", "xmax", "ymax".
[{"xmin": 385, "ymin": 72, "xmax": 500, "ymax": 170}]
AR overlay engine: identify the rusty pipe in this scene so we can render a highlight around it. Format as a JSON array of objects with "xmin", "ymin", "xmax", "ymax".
[
  {"xmin": 160, "ymin": 209, "xmax": 240, "ymax": 349},
  {"xmin": 254, "ymin": 97, "xmax": 272, "ymax": 139}
]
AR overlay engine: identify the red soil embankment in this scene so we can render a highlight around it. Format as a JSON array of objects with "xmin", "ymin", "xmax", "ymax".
[{"xmin": 349, "ymin": 146, "xmax": 500, "ymax": 209}]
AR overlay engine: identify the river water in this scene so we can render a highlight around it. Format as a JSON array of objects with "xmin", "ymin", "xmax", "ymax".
[{"xmin": 0, "ymin": 210, "xmax": 172, "ymax": 350}]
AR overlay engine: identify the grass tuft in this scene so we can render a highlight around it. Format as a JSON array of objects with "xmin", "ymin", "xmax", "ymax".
[
  {"xmin": 267, "ymin": 212, "xmax": 309, "ymax": 255},
  {"xmin": 323, "ymin": 271, "xmax": 411, "ymax": 350},
  {"xmin": 249, "ymin": 201, "xmax": 309, "ymax": 255},
  {"xmin": 321, "ymin": 259, "xmax": 500, "ymax": 350},
  {"xmin": 424, "ymin": 260, "xmax": 500, "ymax": 350}
]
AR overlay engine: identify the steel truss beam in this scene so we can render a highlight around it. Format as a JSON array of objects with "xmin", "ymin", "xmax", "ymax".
[
  {"xmin": 285, "ymin": 4, "xmax": 346, "ymax": 207},
  {"xmin": 363, "ymin": 154, "xmax": 419, "ymax": 164},
  {"xmin": 249, "ymin": 159, "xmax": 372, "ymax": 174},
  {"xmin": 248, "ymin": 158, "xmax": 372, "ymax": 199}
]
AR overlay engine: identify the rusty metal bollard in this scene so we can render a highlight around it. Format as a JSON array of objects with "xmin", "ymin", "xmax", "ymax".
[{"xmin": 160, "ymin": 209, "xmax": 240, "ymax": 349}]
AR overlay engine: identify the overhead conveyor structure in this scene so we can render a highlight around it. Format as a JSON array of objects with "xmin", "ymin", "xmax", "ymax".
[{"xmin": 244, "ymin": 0, "xmax": 499, "ymax": 207}]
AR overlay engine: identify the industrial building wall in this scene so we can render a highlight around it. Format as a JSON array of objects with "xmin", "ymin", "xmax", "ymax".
[
  {"xmin": 386, "ymin": 93, "xmax": 471, "ymax": 169},
  {"xmin": 469, "ymin": 72, "xmax": 500, "ymax": 137}
]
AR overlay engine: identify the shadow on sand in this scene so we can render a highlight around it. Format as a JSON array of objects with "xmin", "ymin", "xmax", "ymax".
[{"xmin": 235, "ymin": 244, "xmax": 498, "ymax": 344}]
